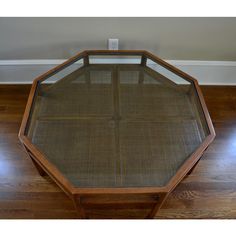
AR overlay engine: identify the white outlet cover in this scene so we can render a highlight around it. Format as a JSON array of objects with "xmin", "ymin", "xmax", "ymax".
[{"xmin": 108, "ymin": 39, "xmax": 119, "ymax": 50}]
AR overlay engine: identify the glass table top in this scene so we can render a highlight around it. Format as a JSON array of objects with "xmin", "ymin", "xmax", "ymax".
[{"xmin": 26, "ymin": 64, "xmax": 210, "ymax": 188}]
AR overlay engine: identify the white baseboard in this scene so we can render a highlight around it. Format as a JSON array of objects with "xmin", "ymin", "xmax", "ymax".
[{"xmin": 0, "ymin": 59, "xmax": 236, "ymax": 85}]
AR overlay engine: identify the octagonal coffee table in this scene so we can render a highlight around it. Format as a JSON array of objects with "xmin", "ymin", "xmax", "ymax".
[{"xmin": 19, "ymin": 50, "xmax": 215, "ymax": 219}]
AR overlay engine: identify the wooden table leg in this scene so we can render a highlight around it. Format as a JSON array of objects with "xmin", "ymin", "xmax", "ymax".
[
  {"xmin": 22, "ymin": 144, "xmax": 47, "ymax": 176},
  {"xmin": 30, "ymin": 157, "xmax": 47, "ymax": 176},
  {"xmin": 146, "ymin": 193, "xmax": 169, "ymax": 219},
  {"xmin": 72, "ymin": 195, "xmax": 87, "ymax": 219}
]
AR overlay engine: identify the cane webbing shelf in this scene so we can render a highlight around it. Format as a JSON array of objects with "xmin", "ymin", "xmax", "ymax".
[{"xmin": 19, "ymin": 50, "xmax": 215, "ymax": 219}]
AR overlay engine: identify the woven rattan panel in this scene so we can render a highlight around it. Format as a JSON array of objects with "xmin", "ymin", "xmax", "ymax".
[{"xmin": 26, "ymin": 64, "xmax": 209, "ymax": 187}]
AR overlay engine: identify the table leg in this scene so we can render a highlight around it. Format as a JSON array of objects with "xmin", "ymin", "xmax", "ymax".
[
  {"xmin": 30, "ymin": 157, "xmax": 47, "ymax": 176},
  {"xmin": 146, "ymin": 193, "xmax": 169, "ymax": 219},
  {"xmin": 72, "ymin": 195, "xmax": 87, "ymax": 219}
]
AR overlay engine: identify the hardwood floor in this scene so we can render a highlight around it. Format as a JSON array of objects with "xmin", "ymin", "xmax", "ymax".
[
  {"xmin": 158, "ymin": 86, "xmax": 236, "ymax": 219},
  {"xmin": 0, "ymin": 85, "xmax": 236, "ymax": 219}
]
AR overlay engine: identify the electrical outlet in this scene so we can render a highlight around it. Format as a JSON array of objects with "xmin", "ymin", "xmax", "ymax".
[{"xmin": 108, "ymin": 39, "xmax": 119, "ymax": 50}]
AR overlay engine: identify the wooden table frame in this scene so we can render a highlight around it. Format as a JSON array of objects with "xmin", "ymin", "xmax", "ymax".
[{"xmin": 18, "ymin": 50, "xmax": 215, "ymax": 219}]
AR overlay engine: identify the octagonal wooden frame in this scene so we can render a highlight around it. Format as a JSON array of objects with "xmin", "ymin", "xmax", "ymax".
[{"xmin": 19, "ymin": 50, "xmax": 215, "ymax": 219}]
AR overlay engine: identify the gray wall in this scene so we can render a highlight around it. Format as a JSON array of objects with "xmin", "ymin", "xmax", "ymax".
[{"xmin": 0, "ymin": 17, "xmax": 236, "ymax": 60}]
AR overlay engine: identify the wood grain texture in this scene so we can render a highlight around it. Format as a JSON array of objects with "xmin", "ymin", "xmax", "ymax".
[
  {"xmin": 157, "ymin": 86, "xmax": 236, "ymax": 219},
  {"xmin": 0, "ymin": 85, "xmax": 77, "ymax": 219},
  {"xmin": 0, "ymin": 85, "xmax": 234, "ymax": 218}
]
